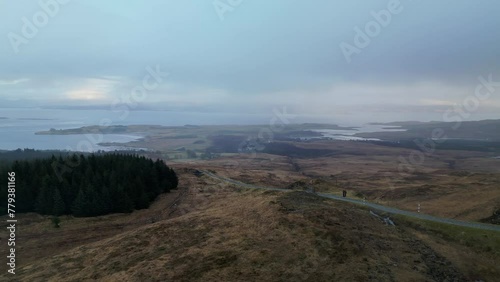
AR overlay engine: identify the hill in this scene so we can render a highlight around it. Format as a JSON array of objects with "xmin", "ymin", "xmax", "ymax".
[{"xmin": 2, "ymin": 168, "xmax": 499, "ymax": 281}]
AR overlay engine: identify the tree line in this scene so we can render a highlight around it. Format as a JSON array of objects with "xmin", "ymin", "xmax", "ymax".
[{"xmin": 0, "ymin": 154, "xmax": 178, "ymax": 217}]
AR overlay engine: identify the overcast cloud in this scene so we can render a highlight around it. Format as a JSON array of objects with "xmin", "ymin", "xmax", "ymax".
[{"xmin": 1, "ymin": 0, "xmax": 499, "ymax": 122}]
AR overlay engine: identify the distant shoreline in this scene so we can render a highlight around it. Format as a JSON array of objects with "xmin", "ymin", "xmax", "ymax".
[{"xmin": 35, "ymin": 123, "xmax": 357, "ymax": 135}]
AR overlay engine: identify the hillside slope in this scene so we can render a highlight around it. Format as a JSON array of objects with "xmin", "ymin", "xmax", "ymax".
[{"xmin": 3, "ymin": 169, "xmax": 499, "ymax": 281}]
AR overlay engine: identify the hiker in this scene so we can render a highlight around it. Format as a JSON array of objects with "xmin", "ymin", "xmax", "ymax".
[{"xmin": 342, "ymin": 190, "xmax": 347, "ymax": 197}]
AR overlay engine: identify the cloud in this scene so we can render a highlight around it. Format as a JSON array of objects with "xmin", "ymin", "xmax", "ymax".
[
  {"xmin": 0, "ymin": 0, "xmax": 499, "ymax": 122},
  {"xmin": 64, "ymin": 78, "xmax": 118, "ymax": 101},
  {"xmin": 66, "ymin": 89, "xmax": 108, "ymax": 101},
  {"xmin": 419, "ymin": 99, "xmax": 455, "ymax": 106},
  {"xmin": 0, "ymin": 78, "xmax": 29, "ymax": 85}
]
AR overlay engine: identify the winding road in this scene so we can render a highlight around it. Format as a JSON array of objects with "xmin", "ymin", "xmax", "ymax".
[{"xmin": 200, "ymin": 170, "xmax": 500, "ymax": 232}]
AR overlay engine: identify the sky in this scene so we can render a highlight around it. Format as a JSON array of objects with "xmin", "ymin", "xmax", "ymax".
[{"xmin": 1, "ymin": 0, "xmax": 500, "ymax": 123}]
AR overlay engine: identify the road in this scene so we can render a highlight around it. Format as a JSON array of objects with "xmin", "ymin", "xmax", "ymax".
[{"xmin": 200, "ymin": 170, "xmax": 500, "ymax": 232}]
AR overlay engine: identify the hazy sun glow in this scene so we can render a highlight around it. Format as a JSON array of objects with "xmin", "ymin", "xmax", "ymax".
[{"xmin": 66, "ymin": 89, "xmax": 107, "ymax": 101}]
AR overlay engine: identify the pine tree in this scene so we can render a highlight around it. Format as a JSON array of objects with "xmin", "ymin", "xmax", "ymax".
[
  {"xmin": 114, "ymin": 185, "xmax": 134, "ymax": 213},
  {"xmin": 35, "ymin": 177, "xmax": 54, "ymax": 215},
  {"xmin": 53, "ymin": 188, "xmax": 66, "ymax": 216},
  {"xmin": 71, "ymin": 188, "xmax": 87, "ymax": 217},
  {"xmin": 100, "ymin": 185, "xmax": 112, "ymax": 214},
  {"xmin": 136, "ymin": 191, "xmax": 150, "ymax": 210}
]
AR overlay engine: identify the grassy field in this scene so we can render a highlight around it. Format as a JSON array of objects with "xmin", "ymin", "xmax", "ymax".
[
  {"xmin": 6, "ymin": 121, "xmax": 499, "ymax": 280},
  {"xmin": 26, "ymin": 123, "xmax": 500, "ymax": 221},
  {"xmin": 2, "ymin": 168, "xmax": 499, "ymax": 281}
]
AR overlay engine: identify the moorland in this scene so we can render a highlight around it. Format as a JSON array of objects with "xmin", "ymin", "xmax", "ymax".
[{"xmin": 1, "ymin": 119, "xmax": 500, "ymax": 281}]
